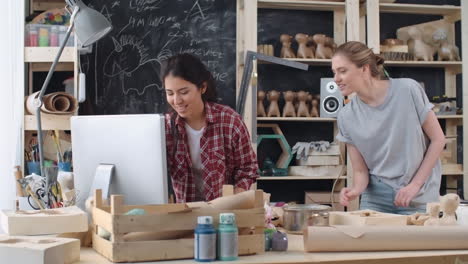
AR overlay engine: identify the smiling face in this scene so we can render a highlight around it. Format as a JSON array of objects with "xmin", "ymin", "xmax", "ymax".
[
  {"xmin": 331, "ymin": 54, "xmax": 367, "ymax": 97},
  {"xmin": 165, "ymin": 74, "xmax": 206, "ymax": 120}
]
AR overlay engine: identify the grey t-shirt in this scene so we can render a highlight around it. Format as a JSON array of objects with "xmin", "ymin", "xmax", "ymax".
[{"xmin": 336, "ymin": 78, "xmax": 441, "ymax": 204}]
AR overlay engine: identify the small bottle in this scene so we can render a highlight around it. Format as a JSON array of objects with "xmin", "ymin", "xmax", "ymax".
[
  {"xmin": 38, "ymin": 27, "xmax": 49, "ymax": 47},
  {"xmin": 50, "ymin": 26, "xmax": 59, "ymax": 47},
  {"xmin": 29, "ymin": 26, "xmax": 38, "ymax": 47},
  {"xmin": 217, "ymin": 213, "xmax": 238, "ymax": 261},
  {"xmin": 194, "ymin": 216, "xmax": 216, "ymax": 262}
]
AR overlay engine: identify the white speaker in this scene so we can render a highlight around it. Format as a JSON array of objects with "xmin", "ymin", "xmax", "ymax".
[{"xmin": 320, "ymin": 78, "xmax": 343, "ymax": 118}]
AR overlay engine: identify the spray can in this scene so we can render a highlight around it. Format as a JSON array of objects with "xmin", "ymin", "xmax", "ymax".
[
  {"xmin": 217, "ymin": 213, "xmax": 238, "ymax": 261},
  {"xmin": 194, "ymin": 216, "xmax": 216, "ymax": 262}
]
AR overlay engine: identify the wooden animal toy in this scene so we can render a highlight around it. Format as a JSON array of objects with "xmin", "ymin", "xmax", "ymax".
[
  {"xmin": 432, "ymin": 29, "xmax": 461, "ymax": 61},
  {"xmin": 407, "ymin": 26, "xmax": 434, "ymax": 61},
  {"xmin": 295, "ymin": 33, "xmax": 315, "ymax": 59},
  {"xmin": 267, "ymin": 90, "xmax": 281, "ymax": 117},
  {"xmin": 257, "ymin": 90, "xmax": 266, "ymax": 117},
  {"xmin": 280, "ymin": 34, "xmax": 296, "ymax": 58},
  {"xmin": 312, "ymin": 34, "xmax": 334, "ymax": 59},
  {"xmin": 424, "ymin": 203, "xmax": 440, "ymax": 226},
  {"xmin": 296, "ymin": 91, "xmax": 310, "ymax": 117},
  {"xmin": 310, "ymin": 95, "xmax": 319, "ymax": 117},
  {"xmin": 282, "ymin": 91, "xmax": 296, "ymax": 117},
  {"xmin": 439, "ymin": 193, "xmax": 460, "ymax": 226}
]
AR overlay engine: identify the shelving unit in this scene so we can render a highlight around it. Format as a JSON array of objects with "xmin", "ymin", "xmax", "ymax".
[
  {"xmin": 22, "ymin": 0, "xmax": 78, "ymax": 176},
  {"xmin": 364, "ymin": 1, "xmax": 466, "ymax": 197},
  {"xmin": 235, "ymin": 0, "xmax": 360, "ymax": 208}
]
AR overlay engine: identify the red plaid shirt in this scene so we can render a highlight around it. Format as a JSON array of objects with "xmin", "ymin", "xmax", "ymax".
[{"xmin": 165, "ymin": 102, "xmax": 258, "ymax": 202}]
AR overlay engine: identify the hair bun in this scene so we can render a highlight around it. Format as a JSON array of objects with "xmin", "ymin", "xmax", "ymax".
[{"xmin": 375, "ymin": 54, "xmax": 385, "ymax": 66}]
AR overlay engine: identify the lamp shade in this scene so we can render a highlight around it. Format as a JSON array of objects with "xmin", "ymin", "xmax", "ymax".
[{"xmin": 69, "ymin": 0, "xmax": 112, "ymax": 46}]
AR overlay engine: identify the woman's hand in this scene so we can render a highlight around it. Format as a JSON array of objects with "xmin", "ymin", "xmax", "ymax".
[
  {"xmin": 339, "ymin": 187, "xmax": 361, "ymax": 206},
  {"xmin": 394, "ymin": 183, "xmax": 420, "ymax": 207}
]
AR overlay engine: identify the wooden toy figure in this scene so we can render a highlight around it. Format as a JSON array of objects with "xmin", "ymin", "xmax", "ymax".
[
  {"xmin": 282, "ymin": 91, "xmax": 296, "ymax": 117},
  {"xmin": 310, "ymin": 95, "xmax": 319, "ymax": 117},
  {"xmin": 313, "ymin": 34, "xmax": 334, "ymax": 59},
  {"xmin": 257, "ymin": 90, "xmax": 266, "ymax": 117},
  {"xmin": 424, "ymin": 203, "xmax": 440, "ymax": 226},
  {"xmin": 267, "ymin": 90, "xmax": 281, "ymax": 117},
  {"xmin": 295, "ymin": 33, "xmax": 315, "ymax": 59},
  {"xmin": 432, "ymin": 29, "xmax": 461, "ymax": 61},
  {"xmin": 439, "ymin": 193, "xmax": 460, "ymax": 226},
  {"xmin": 407, "ymin": 26, "xmax": 434, "ymax": 61},
  {"xmin": 280, "ymin": 34, "xmax": 296, "ymax": 58},
  {"xmin": 296, "ymin": 91, "xmax": 310, "ymax": 117}
]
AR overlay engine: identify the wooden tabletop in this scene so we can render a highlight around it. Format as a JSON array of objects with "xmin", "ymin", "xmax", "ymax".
[{"xmin": 77, "ymin": 234, "xmax": 468, "ymax": 264}]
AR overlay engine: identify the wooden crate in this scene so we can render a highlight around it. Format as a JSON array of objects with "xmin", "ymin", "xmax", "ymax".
[{"xmin": 92, "ymin": 189, "xmax": 265, "ymax": 262}]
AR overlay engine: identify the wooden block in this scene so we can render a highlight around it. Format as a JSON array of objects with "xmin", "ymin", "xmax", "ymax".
[
  {"xmin": 289, "ymin": 165, "xmax": 345, "ymax": 177},
  {"xmin": 1, "ymin": 206, "xmax": 88, "ymax": 235},
  {"xmin": 297, "ymin": 156, "xmax": 341, "ymax": 166},
  {"xmin": 329, "ymin": 210, "xmax": 408, "ymax": 226},
  {"xmin": 308, "ymin": 144, "xmax": 340, "ymax": 156},
  {"xmin": 0, "ymin": 235, "xmax": 80, "ymax": 264}
]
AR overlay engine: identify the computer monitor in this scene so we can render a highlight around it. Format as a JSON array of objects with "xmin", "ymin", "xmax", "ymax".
[{"xmin": 71, "ymin": 114, "xmax": 168, "ymax": 209}]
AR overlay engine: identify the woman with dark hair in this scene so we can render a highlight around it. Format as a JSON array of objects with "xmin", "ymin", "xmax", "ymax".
[
  {"xmin": 333, "ymin": 41, "xmax": 445, "ymax": 214},
  {"xmin": 161, "ymin": 53, "xmax": 258, "ymax": 203}
]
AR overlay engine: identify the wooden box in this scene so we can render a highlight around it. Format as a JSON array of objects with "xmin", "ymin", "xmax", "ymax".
[{"xmin": 92, "ymin": 189, "xmax": 265, "ymax": 262}]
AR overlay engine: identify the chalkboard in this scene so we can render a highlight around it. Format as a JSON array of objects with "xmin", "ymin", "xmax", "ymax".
[{"xmin": 79, "ymin": 0, "xmax": 236, "ymax": 115}]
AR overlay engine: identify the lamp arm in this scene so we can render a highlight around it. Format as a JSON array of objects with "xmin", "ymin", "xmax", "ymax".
[{"xmin": 35, "ymin": 22, "xmax": 75, "ymax": 197}]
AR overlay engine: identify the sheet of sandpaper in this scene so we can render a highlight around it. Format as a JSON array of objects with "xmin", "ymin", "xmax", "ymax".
[{"xmin": 303, "ymin": 225, "xmax": 468, "ymax": 252}]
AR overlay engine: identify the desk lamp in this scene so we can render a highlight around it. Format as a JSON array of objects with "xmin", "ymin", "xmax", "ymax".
[
  {"xmin": 34, "ymin": 0, "xmax": 112, "ymax": 206},
  {"xmin": 236, "ymin": 51, "xmax": 309, "ymax": 141}
]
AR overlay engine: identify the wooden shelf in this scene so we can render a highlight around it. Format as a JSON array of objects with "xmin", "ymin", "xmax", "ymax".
[
  {"xmin": 442, "ymin": 164, "xmax": 463, "ymax": 175},
  {"xmin": 32, "ymin": 0, "xmax": 64, "ymax": 12},
  {"xmin": 437, "ymin": 115, "xmax": 463, "ymax": 119},
  {"xmin": 257, "ymin": 117, "xmax": 336, "ymax": 122},
  {"xmin": 258, "ymin": 175, "xmax": 346, "ymax": 180},
  {"xmin": 379, "ymin": 3, "xmax": 460, "ymax": 17},
  {"xmin": 384, "ymin": 60, "xmax": 462, "ymax": 68},
  {"xmin": 258, "ymin": 0, "xmax": 345, "ymax": 11},
  {"xmin": 24, "ymin": 114, "xmax": 71, "ymax": 131},
  {"xmin": 259, "ymin": 58, "xmax": 331, "ymax": 66},
  {"xmin": 25, "ymin": 47, "xmax": 75, "ymax": 63}
]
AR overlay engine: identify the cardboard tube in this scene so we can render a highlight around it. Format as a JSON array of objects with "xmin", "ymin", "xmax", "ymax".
[
  {"xmin": 25, "ymin": 92, "xmax": 78, "ymax": 115},
  {"xmin": 208, "ymin": 190, "xmax": 256, "ymax": 210},
  {"xmin": 304, "ymin": 226, "xmax": 468, "ymax": 252}
]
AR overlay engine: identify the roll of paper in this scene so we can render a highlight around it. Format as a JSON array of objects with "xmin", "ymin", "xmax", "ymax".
[
  {"xmin": 303, "ymin": 226, "xmax": 468, "ymax": 252},
  {"xmin": 26, "ymin": 91, "xmax": 78, "ymax": 115}
]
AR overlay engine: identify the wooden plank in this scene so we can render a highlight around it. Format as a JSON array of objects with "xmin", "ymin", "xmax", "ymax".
[
  {"xmin": 462, "ymin": 0, "xmax": 468, "ymax": 200},
  {"xmin": 442, "ymin": 163, "xmax": 463, "ymax": 175},
  {"xmin": 384, "ymin": 61, "xmax": 462, "ymax": 68},
  {"xmin": 345, "ymin": 0, "xmax": 360, "ymax": 41},
  {"xmin": 297, "ymin": 155, "xmax": 341, "ymax": 166},
  {"xmin": 379, "ymin": 3, "xmax": 460, "ymax": 17},
  {"xmin": 96, "ymin": 234, "xmax": 263, "ymax": 263},
  {"xmin": 367, "ymin": 0, "xmax": 380, "ymax": 54},
  {"xmin": 334, "ymin": 9, "xmax": 346, "ymax": 46},
  {"xmin": 24, "ymin": 114, "xmax": 71, "ymax": 131},
  {"xmin": 93, "ymin": 208, "xmax": 113, "ymax": 235},
  {"xmin": 30, "ymin": 62, "xmax": 74, "ymax": 72},
  {"xmin": 308, "ymin": 144, "xmax": 340, "ymax": 156},
  {"xmin": 32, "ymin": 0, "xmax": 65, "ymax": 12},
  {"xmin": 289, "ymin": 165, "xmax": 345, "ymax": 177},
  {"xmin": 24, "ymin": 47, "xmax": 75, "ymax": 62},
  {"xmin": 258, "ymin": 0, "xmax": 345, "ymax": 11},
  {"xmin": 258, "ymin": 175, "xmax": 346, "ymax": 180},
  {"xmin": 0, "ymin": 235, "xmax": 79, "ymax": 264},
  {"xmin": 111, "ymin": 208, "xmax": 265, "ymax": 234},
  {"xmin": 257, "ymin": 117, "xmax": 336, "ymax": 122},
  {"xmin": 0, "ymin": 206, "xmax": 88, "ymax": 235}
]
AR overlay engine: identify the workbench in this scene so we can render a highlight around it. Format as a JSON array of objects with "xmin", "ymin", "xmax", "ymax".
[{"xmin": 77, "ymin": 234, "xmax": 468, "ymax": 264}]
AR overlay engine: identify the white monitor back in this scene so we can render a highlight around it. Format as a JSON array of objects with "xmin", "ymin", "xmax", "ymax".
[{"xmin": 71, "ymin": 114, "xmax": 168, "ymax": 209}]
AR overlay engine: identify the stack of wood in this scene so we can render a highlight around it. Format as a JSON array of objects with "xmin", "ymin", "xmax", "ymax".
[{"xmin": 289, "ymin": 142, "xmax": 344, "ymax": 177}]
